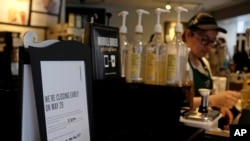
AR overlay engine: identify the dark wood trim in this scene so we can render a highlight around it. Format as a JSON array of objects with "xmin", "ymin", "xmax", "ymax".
[{"xmin": 210, "ymin": 1, "xmax": 250, "ymax": 20}]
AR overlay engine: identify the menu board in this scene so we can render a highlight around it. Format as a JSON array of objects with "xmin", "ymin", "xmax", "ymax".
[
  {"xmin": 0, "ymin": 0, "xmax": 30, "ymax": 25},
  {"xmin": 30, "ymin": 0, "xmax": 61, "ymax": 27},
  {"xmin": 31, "ymin": 0, "xmax": 61, "ymax": 15},
  {"xmin": 0, "ymin": 0, "xmax": 61, "ymax": 26}
]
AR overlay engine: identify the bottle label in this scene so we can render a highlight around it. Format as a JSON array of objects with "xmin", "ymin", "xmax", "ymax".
[
  {"xmin": 156, "ymin": 61, "xmax": 166, "ymax": 85},
  {"xmin": 130, "ymin": 53, "xmax": 141, "ymax": 80},
  {"xmin": 166, "ymin": 54, "xmax": 176, "ymax": 83},
  {"xmin": 125, "ymin": 49, "xmax": 132, "ymax": 82},
  {"xmin": 145, "ymin": 53, "xmax": 156, "ymax": 82}
]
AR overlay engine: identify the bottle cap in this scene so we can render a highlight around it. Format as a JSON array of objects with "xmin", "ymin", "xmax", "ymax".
[
  {"xmin": 118, "ymin": 11, "xmax": 129, "ymax": 33},
  {"xmin": 154, "ymin": 8, "xmax": 170, "ymax": 33},
  {"xmin": 135, "ymin": 9, "xmax": 149, "ymax": 33},
  {"xmin": 174, "ymin": 6, "xmax": 188, "ymax": 32}
]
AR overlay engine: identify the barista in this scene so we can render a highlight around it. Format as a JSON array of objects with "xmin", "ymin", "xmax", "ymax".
[{"xmin": 182, "ymin": 12, "xmax": 241, "ymax": 129}]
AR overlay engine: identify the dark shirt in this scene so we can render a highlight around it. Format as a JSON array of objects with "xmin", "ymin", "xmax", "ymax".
[{"xmin": 233, "ymin": 50, "xmax": 250, "ymax": 72}]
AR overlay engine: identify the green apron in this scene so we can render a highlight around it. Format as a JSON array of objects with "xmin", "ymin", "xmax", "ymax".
[{"xmin": 188, "ymin": 58, "xmax": 213, "ymax": 97}]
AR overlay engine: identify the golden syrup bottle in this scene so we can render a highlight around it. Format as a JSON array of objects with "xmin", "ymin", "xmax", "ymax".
[
  {"xmin": 127, "ymin": 9, "xmax": 149, "ymax": 83},
  {"xmin": 144, "ymin": 8, "xmax": 169, "ymax": 85}
]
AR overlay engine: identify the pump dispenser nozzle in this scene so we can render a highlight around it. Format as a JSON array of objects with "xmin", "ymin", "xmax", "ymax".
[
  {"xmin": 174, "ymin": 6, "xmax": 188, "ymax": 32},
  {"xmin": 118, "ymin": 11, "xmax": 129, "ymax": 34},
  {"xmin": 135, "ymin": 9, "xmax": 149, "ymax": 33},
  {"xmin": 154, "ymin": 8, "xmax": 169, "ymax": 33}
]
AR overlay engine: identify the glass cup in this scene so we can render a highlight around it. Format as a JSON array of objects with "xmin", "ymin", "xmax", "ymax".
[{"xmin": 240, "ymin": 89, "xmax": 250, "ymax": 109}]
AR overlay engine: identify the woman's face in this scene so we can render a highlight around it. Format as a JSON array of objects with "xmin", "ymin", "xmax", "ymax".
[{"xmin": 186, "ymin": 29, "xmax": 218, "ymax": 58}]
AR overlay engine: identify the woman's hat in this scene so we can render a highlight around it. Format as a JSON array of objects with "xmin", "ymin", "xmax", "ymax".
[{"xmin": 187, "ymin": 12, "xmax": 227, "ymax": 33}]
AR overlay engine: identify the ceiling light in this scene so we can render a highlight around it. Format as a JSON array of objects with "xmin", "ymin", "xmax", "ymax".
[{"xmin": 165, "ymin": 4, "xmax": 171, "ymax": 10}]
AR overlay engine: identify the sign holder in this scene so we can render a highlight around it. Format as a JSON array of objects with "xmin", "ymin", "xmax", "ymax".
[{"xmin": 20, "ymin": 31, "xmax": 93, "ymax": 141}]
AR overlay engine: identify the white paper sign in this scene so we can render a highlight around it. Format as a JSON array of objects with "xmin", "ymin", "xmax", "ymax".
[{"xmin": 40, "ymin": 61, "xmax": 90, "ymax": 141}]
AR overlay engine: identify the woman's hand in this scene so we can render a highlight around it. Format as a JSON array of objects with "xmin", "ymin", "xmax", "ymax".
[
  {"xmin": 209, "ymin": 90, "xmax": 241, "ymax": 108},
  {"xmin": 220, "ymin": 106, "xmax": 233, "ymax": 130}
]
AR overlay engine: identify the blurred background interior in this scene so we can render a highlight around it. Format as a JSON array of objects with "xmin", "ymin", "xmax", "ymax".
[{"xmin": 1, "ymin": 0, "xmax": 250, "ymax": 140}]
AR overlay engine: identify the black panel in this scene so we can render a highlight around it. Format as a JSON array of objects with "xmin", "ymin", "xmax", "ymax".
[{"xmin": 92, "ymin": 78, "xmax": 189, "ymax": 141}]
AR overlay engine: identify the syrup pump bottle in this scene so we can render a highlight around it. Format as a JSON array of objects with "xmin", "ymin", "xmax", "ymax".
[
  {"xmin": 144, "ymin": 8, "xmax": 169, "ymax": 85},
  {"xmin": 126, "ymin": 9, "xmax": 149, "ymax": 83},
  {"xmin": 184, "ymin": 50, "xmax": 195, "ymax": 110},
  {"xmin": 118, "ymin": 11, "xmax": 130, "ymax": 78},
  {"xmin": 166, "ymin": 6, "xmax": 188, "ymax": 86}
]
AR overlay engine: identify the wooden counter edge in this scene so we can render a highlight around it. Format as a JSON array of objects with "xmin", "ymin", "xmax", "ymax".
[{"xmin": 205, "ymin": 129, "xmax": 230, "ymax": 137}]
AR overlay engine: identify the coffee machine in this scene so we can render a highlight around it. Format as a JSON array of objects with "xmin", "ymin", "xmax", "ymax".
[{"xmin": 180, "ymin": 88, "xmax": 221, "ymax": 130}]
